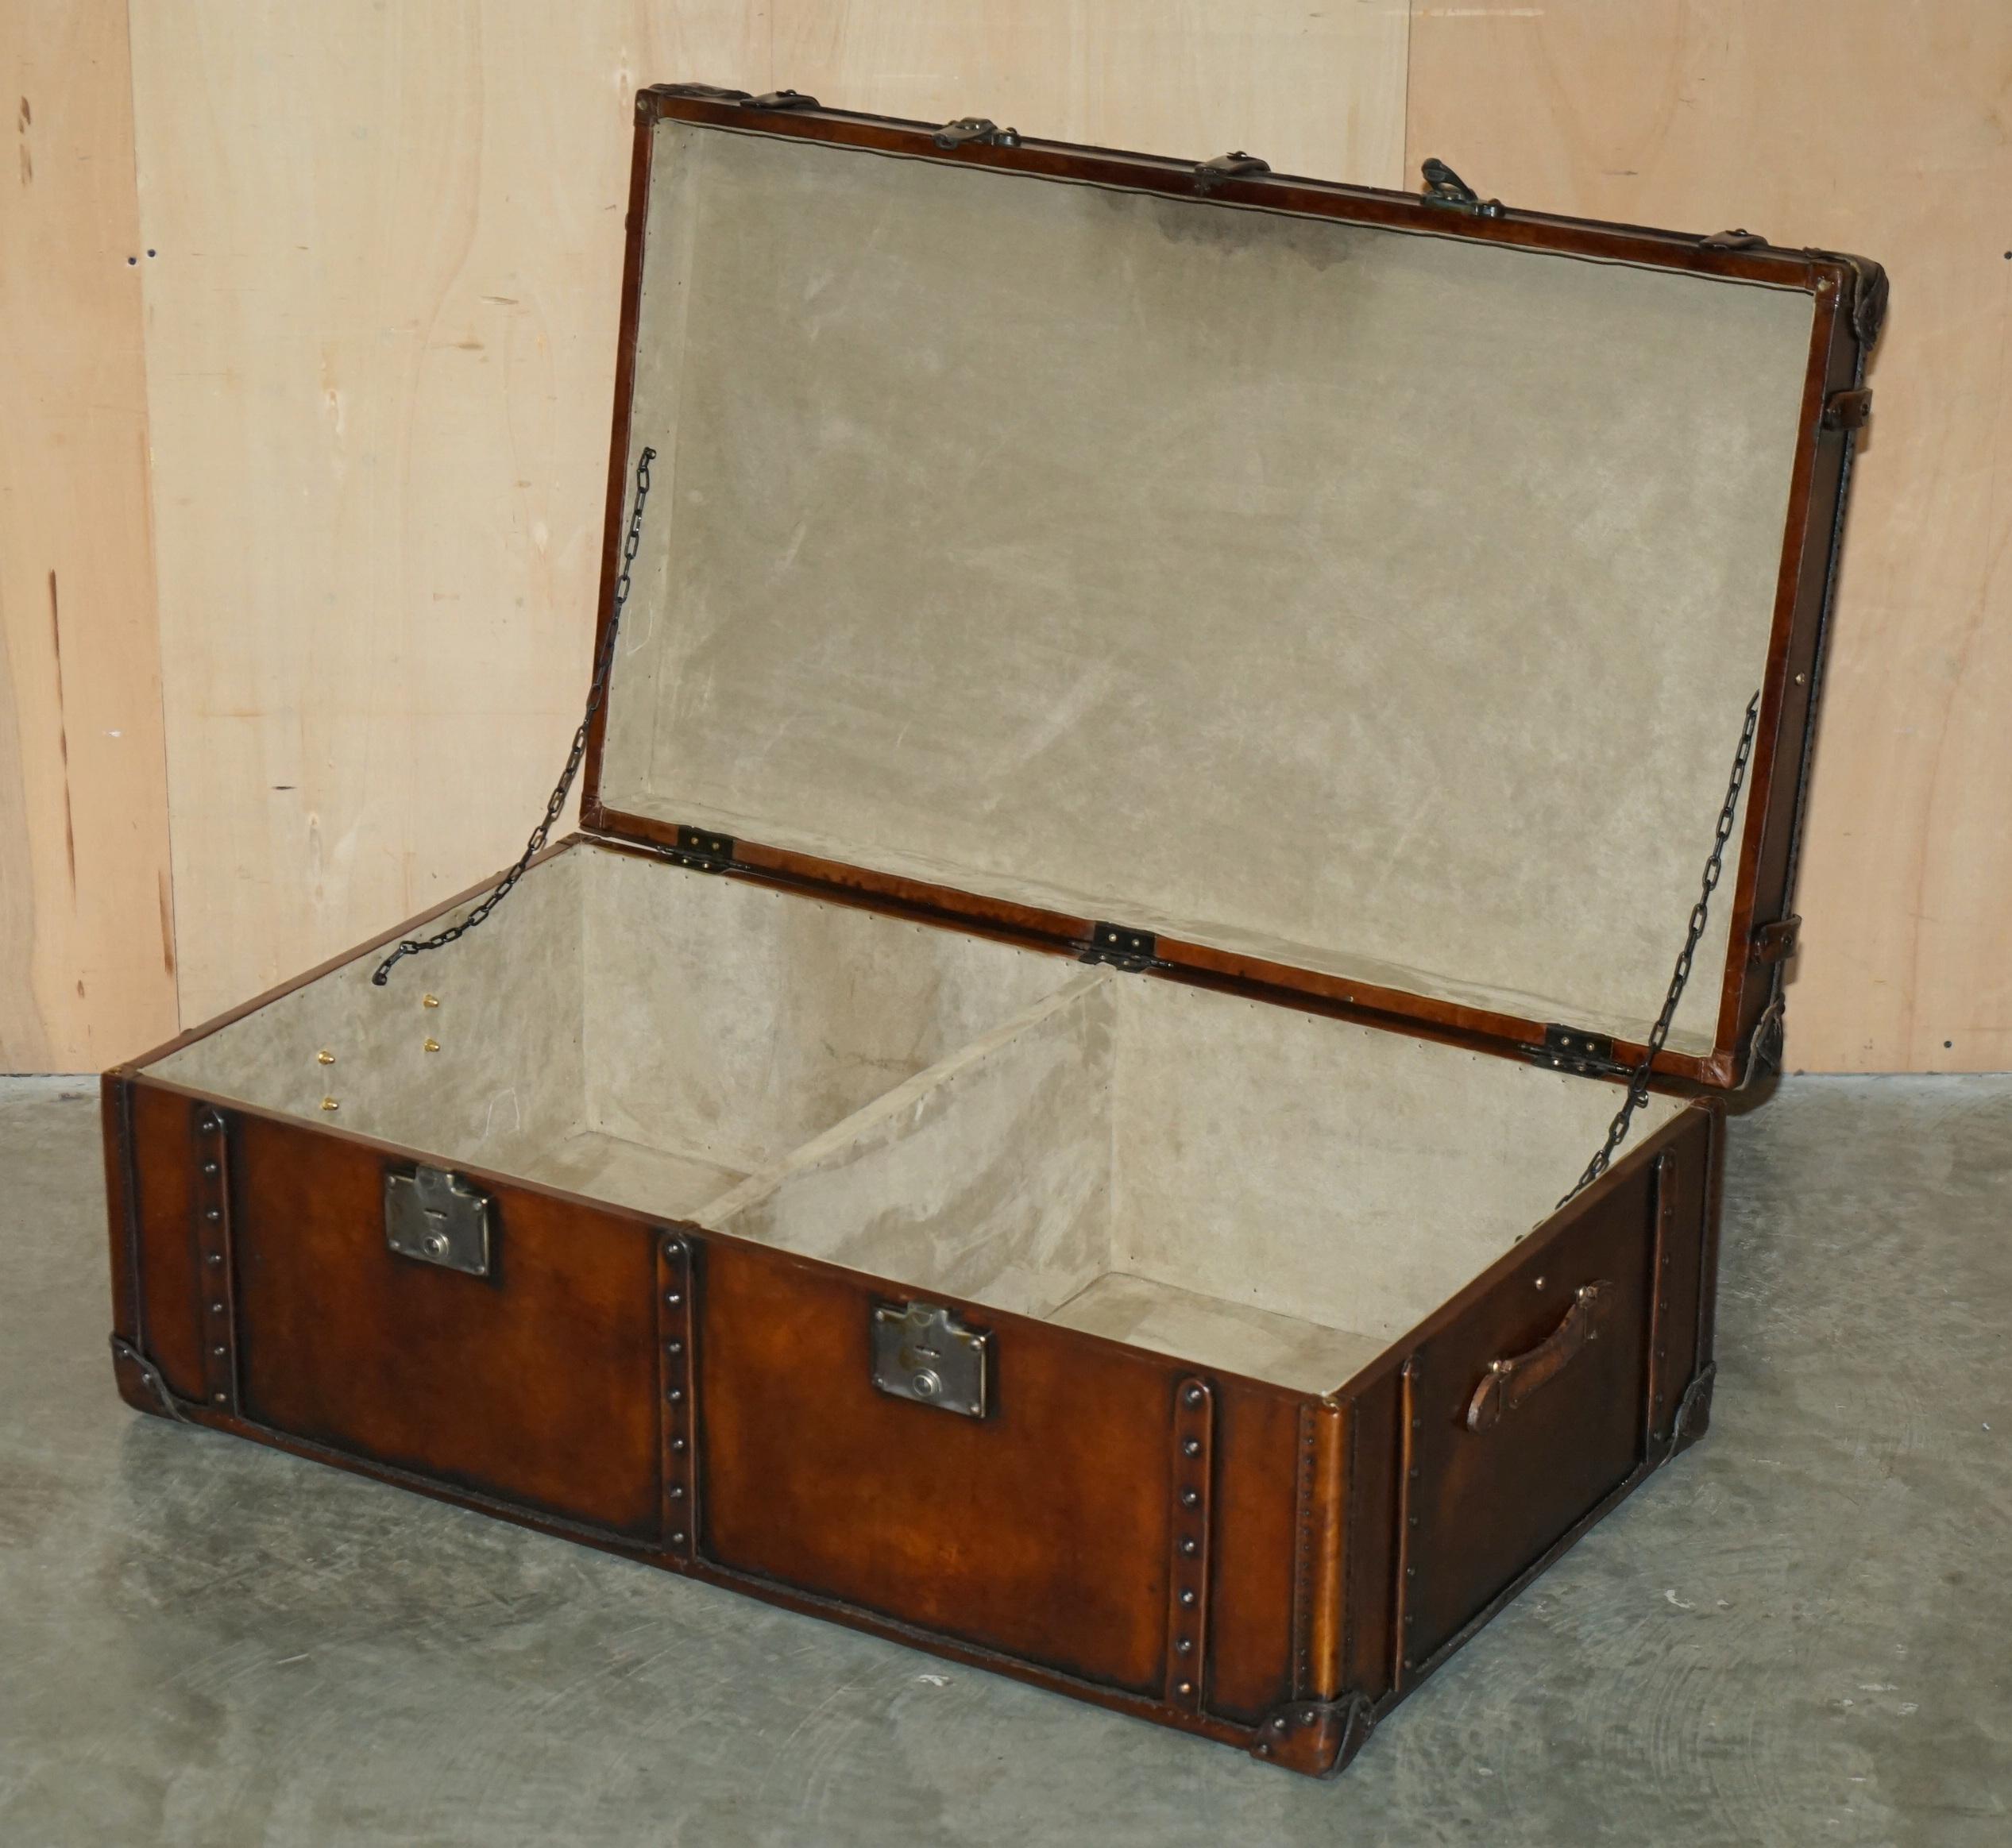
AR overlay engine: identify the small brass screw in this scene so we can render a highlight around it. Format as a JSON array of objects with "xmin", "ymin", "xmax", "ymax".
[
  {"xmin": 423, "ymin": 1038, "xmax": 440, "ymax": 1053},
  {"xmin": 320, "ymin": 1098, "xmax": 340, "ymax": 1112},
  {"xmin": 316, "ymin": 1049, "xmax": 334, "ymax": 1066},
  {"xmin": 422, "ymin": 993, "xmax": 439, "ymax": 1009}
]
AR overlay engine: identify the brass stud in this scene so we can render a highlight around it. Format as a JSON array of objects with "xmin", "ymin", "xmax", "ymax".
[
  {"xmin": 207, "ymin": 1254, "xmax": 222, "ymax": 1267},
  {"xmin": 1180, "ymin": 1488, "xmax": 1200, "ymax": 1509},
  {"xmin": 664, "ymin": 1291, "xmax": 682, "ymax": 1307},
  {"xmin": 212, "ymin": 1345, "xmax": 226, "ymax": 1357},
  {"xmin": 666, "ymin": 1387, "xmax": 683, "ymax": 1404},
  {"xmin": 1183, "ymin": 1385, "xmax": 1205, "ymax": 1407},
  {"xmin": 423, "ymin": 1038, "xmax": 440, "ymax": 1054},
  {"xmin": 666, "ymin": 1340, "xmax": 683, "ymax": 1356},
  {"xmin": 1182, "ymin": 1437, "xmax": 1202, "ymax": 1458},
  {"xmin": 320, "ymin": 1098, "xmax": 339, "ymax": 1112},
  {"xmin": 204, "ymin": 1208, "xmax": 221, "ymax": 1223},
  {"xmin": 1255, "ymin": 1744, "xmax": 1272, "ymax": 1758},
  {"xmin": 670, "ymin": 1438, "xmax": 686, "ymax": 1453},
  {"xmin": 1176, "ymin": 1680, "xmax": 1194, "ymax": 1697},
  {"xmin": 210, "ymin": 1302, "xmax": 224, "ymax": 1314},
  {"xmin": 201, "ymin": 1161, "xmax": 219, "ymax": 1176},
  {"xmin": 1180, "ymin": 1589, "xmax": 1197, "ymax": 1607},
  {"xmin": 1180, "ymin": 1537, "xmax": 1199, "ymax": 1557},
  {"xmin": 670, "ymin": 1531, "xmax": 686, "ymax": 1546},
  {"xmin": 423, "ymin": 994, "xmax": 439, "ymax": 1009},
  {"xmin": 1176, "ymin": 1638, "xmax": 1193, "ymax": 1654},
  {"xmin": 316, "ymin": 1050, "xmax": 334, "ymax": 1066},
  {"xmin": 213, "ymin": 1392, "xmax": 227, "ymax": 1404},
  {"xmin": 668, "ymin": 1485, "xmax": 684, "ymax": 1500}
]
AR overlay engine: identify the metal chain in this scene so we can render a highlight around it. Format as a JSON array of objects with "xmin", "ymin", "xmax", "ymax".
[
  {"xmin": 372, "ymin": 446, "xmax": 658, "ymax": 987},
  {"xmin": 1558, "ymin": 689, "xmax": 1762, "ymax": 1205}
]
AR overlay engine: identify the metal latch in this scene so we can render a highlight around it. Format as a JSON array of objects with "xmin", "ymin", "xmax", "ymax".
[
  {"xmin": 1195, "ymin": 150, "xmax": 1270, "ymax": 194},
  {"xmin": 1419, "ymin": 156, "xmax": 1505, "ymax": 219},
  {"xmin": 933, "ymin": 117, "xmax": 1021, "ymax": 150},
  {"xmin": 385, "ymin": 1165, "xmax": 493, "ymax": 1276},
  {"xmin": 871, "ymin": 1301, "xmax": 990, "ymax": 1418},
  {"xmin": 1082, "ymin": 921, "xmax": 1158, "ymax": 972},
  {"xmin": 1822, "ymin": 388, "xmax": 1873, "ymax": 432},
  {"xmin": 666, "ymin": 825, "xmax": 733, "ymax": 872}
]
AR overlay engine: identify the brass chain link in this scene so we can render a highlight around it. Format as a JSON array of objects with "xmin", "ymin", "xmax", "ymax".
[
  {"xmin": 1558, "ymin": 688, "xmax": 1762, "ymax": 1205},
  {"xmin": 373, "ymin": 446, "xmax": 658, "ymax": 986}
]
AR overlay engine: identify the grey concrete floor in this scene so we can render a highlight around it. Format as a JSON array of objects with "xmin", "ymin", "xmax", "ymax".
[{"xmin": 1, "ymin": 1074, "xmax": 2006, "ymax": 1846}]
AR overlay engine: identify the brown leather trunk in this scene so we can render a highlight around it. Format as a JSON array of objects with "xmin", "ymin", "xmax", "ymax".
[{"xmin": 103, "ymin": 87, "xmax": 1881, "ymax": 1777}]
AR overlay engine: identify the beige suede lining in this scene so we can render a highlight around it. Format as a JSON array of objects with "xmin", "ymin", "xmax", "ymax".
[
  {"xmin": 153, "ymin": 845, "xmax": 1682, "ymax": 1395},
  {"xmin": 597, "ymin": 122, "xmax": 1812, "ymax": 1055}
]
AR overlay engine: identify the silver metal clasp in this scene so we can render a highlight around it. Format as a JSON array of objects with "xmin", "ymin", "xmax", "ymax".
[
  {"xmin": 871, "ymin": 1301, "xmax": 990, "ymax": 1418},
  {"xmin": 385, "ymin": 1165, "xmax": 492, "ymax": 1276}
]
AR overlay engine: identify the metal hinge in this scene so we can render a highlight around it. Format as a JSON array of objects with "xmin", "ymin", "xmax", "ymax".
[
  {"xmin": 1195, "ymin": 150, "xmax": 1271, "ymax": 195},
  {"xmin": 1082, "ymin": 921, "xmax": 1158, "ymax": 972},
  {"xmin": 933, "ymin": 116, "xmax": 1021, "ymax": 150},
  {"xmin": 1751, "ymin": 913, "xmax": 1802, "ymax": 965},
  {"xmin": 663, "ymin": 826, "xmax": 734, "ymax": 872},
  {"xmin": 743, "ymin": 90, "xmax": 818, "ymax": 111},
  {"xmin": 1822, "ymin": 388, "xmax": 1873, "ymax": 432},
  {"xmin": 1527, "ymin": 1024, "xmax": 1633, "ymax": 1081},
  {"xmin": 1419, "ymin": 156, "xmax": 1505, "ymax": 219}
]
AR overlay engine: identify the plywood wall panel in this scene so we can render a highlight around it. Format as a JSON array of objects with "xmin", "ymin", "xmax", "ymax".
[
  {"xmin": 1406, "ymin": 1, "xmax": 2012, "ymax": 1073},
  {"xmin": 771, "ymin": 0, "xmax": 1410, "ymax": 186},
  {"xmin": 0, "ymin": 1, "xmax": 179, "ymax": 1071},
  {"xmin": 129, "ymin": 3, "xmax": 1408, "ymax": 1032}
]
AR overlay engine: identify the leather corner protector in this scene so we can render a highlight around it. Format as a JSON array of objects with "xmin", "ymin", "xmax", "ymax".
[{"xmin": 1247, "ymin": 1692, "xmax": 1374, "ymax": 1777}]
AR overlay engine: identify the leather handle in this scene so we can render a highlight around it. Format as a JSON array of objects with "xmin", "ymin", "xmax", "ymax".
[{"xmin": 1466, "ymin": 1281, "xmax": 1610, "ymax": 1433}]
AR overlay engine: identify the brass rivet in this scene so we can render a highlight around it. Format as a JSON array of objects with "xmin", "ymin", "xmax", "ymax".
[
  {"xmin": 668, "ymin": 1485, "xmax": 684, "ymax": 1499},
  {"xmin": 665, "ymin": 1291, "xmax": 682, "ymax": 1307},
  {"xmin": 212, "ymin": 1345, "xmax": 226, "ymax": 1357},
  {"xmin": 316, "ymin": 1050, "xmax": 334, "ymax": 1066},
  {"xmin": 1182, "ymin": 1437, "xmax": 1201, "ymax": 1457},
  {"xmin": 1534, "ymin": 1275, "xmax": 1546, "ymax": 1291},
  {"xmin": 1180, "ymin": 1589, "xmax": 1197, "ymax": 1607},
  {"xmin": 207, "ymin": 1254, "xmax": 222, "ymax": 1266},
  {"xmin": 320, "ymin": 1098, "xmax": 339, "ymax": 1112},
  {"xmin": 1176, "ymin": 1681, "xmax": 1194, "ymax": 1697},
  {"xmin": 1255, "ymin": 1744, "xmax": 1272, "ymax": 1758},
  {"xmin": 670, "ymin": 1438, "xmax": 686, "ymax": 1453},
  {"xmin": 1180, "ymin": 1488, "xmax": 1200, "ymax": 1509},
  {"xmin": 423, "ymin": 1038, "xmax": 440, "ymax": 1054},
  {"xmin": 204, "ymin": 1208, "xmax": 221, "ymax": 1223},
  {"xmin": 1176, "ymin": 1638, "xmax": 1193, "ymax": 1654},
  {"xmin": 201, "ymin": 1161, "xmax": 219, "ymax": 1176},
  {"xmin": 670, "ymin": 1532, "xmax": 686, "ymax": 1546},
  {"xmin": 666, "ymin": 1340, "xmax": 683, "ymax": 1356},
  {"xmin": 200, "ymin": 1115, "xmax": 221, "ymax": 1133},
  {"xmin": 213, "ymin": 1392, "xmax": 227, "ymax": 1404},
  {"xmin": 209, "ymin": 1302, "xmax": 224, "ymax": 1314},
  {"xmin": 1271, "ymin": 1717, "xmax": 1288, "ymax": 1732},
  {"xmin": 1184, "ymin": 1385, "xmax": 1204, "ymax": 1407},
  {"xmin": 1180, "ymin": 1537, "xmax": 1199, "ymax": 1557},
  {"xmin": 423, "ymin": 994, "xmax": 439, "ymax": 1009}
]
